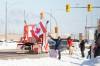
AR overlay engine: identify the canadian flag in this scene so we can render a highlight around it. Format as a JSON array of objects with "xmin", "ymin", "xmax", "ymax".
[
  {"xmin": 35, "ymin": 24, "xmax": 43, "ymax": 37},
  {"xmin": 31, "ymin": 21, "xmax": 47, "ymax": 41}
]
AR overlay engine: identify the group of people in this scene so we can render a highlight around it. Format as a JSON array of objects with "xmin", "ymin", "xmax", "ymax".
[
  {"xmin": 79, "ymin": 23, "xmax": 100, "ymax": 58},
  {"xmin": 48, "ymin": 34, "xmax": 87, "ymax": 60},
  {"xmin": 48, "ymin": 27, "xmax": 100, "ymax": 60},
  {"xmin": 48, "ymin": 34, "xmax": 74, "ymax": 60}
]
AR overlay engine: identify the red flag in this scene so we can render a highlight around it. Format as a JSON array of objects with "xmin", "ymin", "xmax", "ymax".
[
  {"xmin": 24, "ymin": 21, "xmax": 28, "ymax": 41},
  {"xmin": 40, "ymin": 21, "xmax": 47, "ymax": 33}
]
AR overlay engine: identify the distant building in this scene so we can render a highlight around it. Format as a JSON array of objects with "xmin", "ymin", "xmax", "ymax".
[{"xmin": 79, "ymin": 33, "xmax": 84, "ymax": 41}]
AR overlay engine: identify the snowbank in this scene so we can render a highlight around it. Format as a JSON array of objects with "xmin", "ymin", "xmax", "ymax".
[
  {"xmin": 0, "ymin": 42, "xmax": 17, "ymax": 49},
  {"xmin": 0, "ymin": 57, "xmax": 81, "ymax": 66},
  {"xmin": 93, "ymin": 56, "xmax": 100, "ymax": 66},
  {"xmin": 0, "ymin": 50, "xmax": 92, "ymax": 66},
  {"xmin": 0, "ymin": 42, "xmax": 99, "ymax": 66}
]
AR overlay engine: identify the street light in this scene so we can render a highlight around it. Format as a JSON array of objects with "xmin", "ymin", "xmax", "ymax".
[
  {"xmin": 45, "ymin": 12, "xmax": 58, "ymax": 27},
  {"xmin": 40, "ymin": 10, "xmax": 59, "ymax": 38},
  {"xmin": 45, "ymin": 12, "xmax": 59, "ymax": 38},
  {"xmin": 40, "ymin": 10, "xmax": 58, "ymax": 33}
]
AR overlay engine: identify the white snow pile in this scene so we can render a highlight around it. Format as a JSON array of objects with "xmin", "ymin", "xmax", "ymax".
[
  {"xmin": 0, "ymin": 57, "xmax": 71, "ymax": 66},
  {"xmin": 0, "ymin": 42, "xmax": 17, "ymax": 49},
  {"xmin": 93, "ymin": 56, "xmax": 100, "ymax": 66},
  {"xmin": 0, "ymin": 55, "xmax": 99, "ymax": 66},
  {"xmin": 0, "ymin": 42, "xmax": 99, "ymax": 66},
  {"xmin": 0, "ymin": 50, "xmax": 99, "ymax": 66}
]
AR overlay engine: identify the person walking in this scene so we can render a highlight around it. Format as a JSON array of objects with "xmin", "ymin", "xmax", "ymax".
[
  {"xmin": 79, "ymin": 40, "xmax": 85, "ymax": 58},
  {"xmin": 67, "ymin": 37, "xmax": 73, "ymax": 55},
  {"xmin": 48, "ymin": 35, "xmax": 62, "ymax": 60}
]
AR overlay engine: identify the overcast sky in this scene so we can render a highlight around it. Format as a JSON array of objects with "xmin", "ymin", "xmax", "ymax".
[{"xmin": 0, "ymin": 0, "xmax": 100, "ymax": 35}]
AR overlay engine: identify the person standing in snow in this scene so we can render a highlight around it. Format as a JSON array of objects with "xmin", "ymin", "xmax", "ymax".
[
  {"xmin": 79, "ymin": 40, "xmax": 85, "ymax": 58},
  {"xmin": 94, "ymin": 21, "xmax": 100, "ymax": 58},
  {"xmin": 48, "ymin": 35, "xmax": 62, "ymax": 60},
  {"xmin": 94, "ymin": 33, "xmax": 100, "ymax": 58},
  {"xmin": 67, "ymin": 37, "xmax": 74, "ymax": 55}
]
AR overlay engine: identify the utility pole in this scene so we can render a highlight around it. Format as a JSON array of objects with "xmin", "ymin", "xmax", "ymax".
[
  {"xmin": 5, "ymin": 0, "xmax": 7, "ymax": 41},
  {"xmin": 24, "ymin": 10, "xmax": 26, "ymax": 22},
  {"xmin": 85, "ymin": 15, "xmax": 88, "ymax": 40},
  {"xmin": 50, "ymin": 9, "xmax": 52, "ymax": 33}
]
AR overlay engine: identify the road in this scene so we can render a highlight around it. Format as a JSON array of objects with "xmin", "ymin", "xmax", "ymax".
[{"xmin": 0, "ymin": 49, "xmax": 48, "ymax": 60}]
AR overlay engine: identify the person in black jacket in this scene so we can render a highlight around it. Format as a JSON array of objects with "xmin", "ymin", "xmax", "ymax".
[
  {"xmin": 79, "ymin": 40, "xmax": 85, "ymax": 58},
  {"xmin": 94, "ymin": 33, "xmax": 100, "ymax": 58},
  {"xmin": 48, "ymin": 35, "xmax": 62, "ymax": 60}
]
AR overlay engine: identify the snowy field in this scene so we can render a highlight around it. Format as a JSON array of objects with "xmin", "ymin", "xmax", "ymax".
[
  {"xmin": 0, "ymin": 49, "xmax": 100, "ymax": 66},
  {"xmin": 0, "ymin": 42, "xmax": 100, "ymax": 66},
  {"xmin": 0, "ymin": 42, "xmax": 17, "ymax": 49}
]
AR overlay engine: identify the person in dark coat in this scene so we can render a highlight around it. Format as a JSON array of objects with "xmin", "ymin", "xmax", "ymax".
[
  {"xmin": 48, "ymin": 35, "xmax": 62, "ymax": 60},
  {"xmin": 79, "ymin": 40, "xmax": 85, "ymax": 58},
  {"xmin": 94, "ymin": 45, "xmax": 100, "ymax": 58},
  {"xmin": 94, "ymin": 33, "xmax": 100, "ymax": 58}
]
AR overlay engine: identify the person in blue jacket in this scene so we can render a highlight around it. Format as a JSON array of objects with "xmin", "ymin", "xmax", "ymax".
[{"xmin": 48, "ymin": 35, "xmax": 62, "ymax": 60}]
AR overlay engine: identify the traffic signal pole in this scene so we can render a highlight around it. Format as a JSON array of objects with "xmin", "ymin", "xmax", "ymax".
[{"xmin": 66, "ymin": 4, "xmax": 100, "ymax": 12}]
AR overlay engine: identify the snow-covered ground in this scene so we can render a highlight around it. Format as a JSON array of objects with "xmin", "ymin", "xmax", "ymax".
[
  {"xmin": 0, "ymin": 42, "xmax": 100, "ymax": 66},
  {"xmin": 0, "ymin": 49, "xmax": 100, "ymax": 66},
  {"xmin": 0, "ymin": 42, "xmax": 17, "ymax": 49}
]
